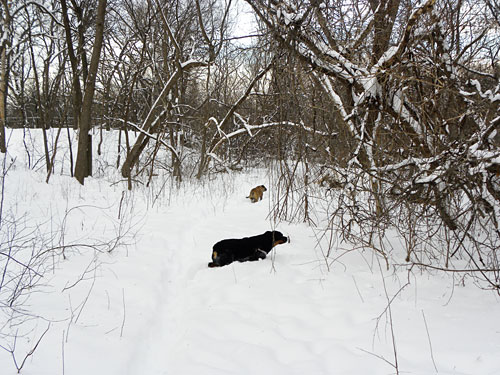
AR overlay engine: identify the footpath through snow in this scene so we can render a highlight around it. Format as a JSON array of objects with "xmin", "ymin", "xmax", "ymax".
[{"xmin": 0, "ymin": 130, "xmax": 500, "ymax": 374}]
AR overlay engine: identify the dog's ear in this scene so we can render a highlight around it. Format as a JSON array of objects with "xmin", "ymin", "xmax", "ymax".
[{"xmin": 264, "ymin": 230, "xmax": 273, "ymax": 239}]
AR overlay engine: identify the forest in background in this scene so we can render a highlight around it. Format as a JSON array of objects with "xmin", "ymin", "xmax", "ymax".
[{"xmin": 1, "ymin": 0, "xmax": 500, "ymax": 291}]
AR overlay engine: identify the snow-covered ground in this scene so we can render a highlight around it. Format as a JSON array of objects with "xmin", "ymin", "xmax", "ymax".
[{"xmin": 1, "ymin": 128, "xmax": 499, "ymax": 374}]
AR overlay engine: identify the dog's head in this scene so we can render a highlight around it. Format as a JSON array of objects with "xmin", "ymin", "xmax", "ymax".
[
  {"xmin": 266, "ymin": 230, "xmax": 288, "ymax": 247},
  {"xmin": 260, "ymin": 185, "xmax": 267, "ymax": 192}
]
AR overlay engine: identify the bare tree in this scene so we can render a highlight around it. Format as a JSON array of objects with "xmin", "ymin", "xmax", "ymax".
[
  {"xmin": 60, "ymin": 0, "xmax": 108, "ymax": 184},
  {"xmin": 119, "ymin": 0, "xmax": 233, "ymax": 183}
]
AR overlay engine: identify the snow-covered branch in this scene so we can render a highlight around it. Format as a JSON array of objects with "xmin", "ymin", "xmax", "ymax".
[
  {"xmin": 208, "ymin": 120, "xmax": 336, "ymax": 155},
  {"xmin": 110, "ymin": 116, "xmax": 181, "ymax": 162}
]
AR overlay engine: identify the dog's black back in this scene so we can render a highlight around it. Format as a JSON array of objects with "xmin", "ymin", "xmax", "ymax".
[{"xmin": 208, "ymin": 230, "xmax": 288, "ymax": 267}]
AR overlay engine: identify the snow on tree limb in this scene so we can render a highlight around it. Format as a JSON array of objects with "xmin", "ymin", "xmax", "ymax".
[
  {"xmin": 113, "ymin": 116, "xmax": 181, "ymax": 162},
  {"xmin": 378, "ymin": 0, "xmax": 437, "ymax": 70},
  {"xmin": 208, "ymin": 120, "xmax": 336, "ymax": 156}
]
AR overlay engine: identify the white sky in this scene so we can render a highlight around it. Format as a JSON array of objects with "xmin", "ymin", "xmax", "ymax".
[{"xmin": 231, "ymin": 0, "xmax": 258, "ymax": 43}]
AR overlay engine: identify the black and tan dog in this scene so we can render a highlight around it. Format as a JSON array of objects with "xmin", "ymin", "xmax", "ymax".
[
  {"xmin": 247, "ymin": 185, "xmax": 267, "ymax": 203},
  {"xmin": 208, "ymin": 230, "xmax": 289, "ymax": 267}
]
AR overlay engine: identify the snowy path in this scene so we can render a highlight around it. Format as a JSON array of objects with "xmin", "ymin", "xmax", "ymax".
[
  {"xmin": 1, "ymin": 165, "xmax": 500, "ymax": 374},
  {"xmin": 107, "ymin": 181, "xmax": 500, "ymax": 375},
  {"xmin": 115, "ymin": 181, "xmax": 376, "ymax": 375}
]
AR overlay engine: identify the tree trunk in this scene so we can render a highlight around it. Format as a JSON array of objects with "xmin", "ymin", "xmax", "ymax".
[
  {"xmin": 0, "ymin": 0, "xmax": 11, "ymax": 154},
  {"xmin": 60, "ymin": 0, "xmax": 83, "ymax": 131},
  {"xmin": 74, "ymin": 0, "xmax": 107, "ymax": 185},
  {"xmin": 0, "ymin": 49, "xmax": 7, "ymax": 153}
]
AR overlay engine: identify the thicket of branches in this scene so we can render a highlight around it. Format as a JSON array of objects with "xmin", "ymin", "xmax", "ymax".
[
  {"xmin": 247, "ymin": 0, "xmax": 500, "ymax": 291},
  {"xmin": 0, "ymin": 0, "xmax": 499, "ymax": 290}
]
